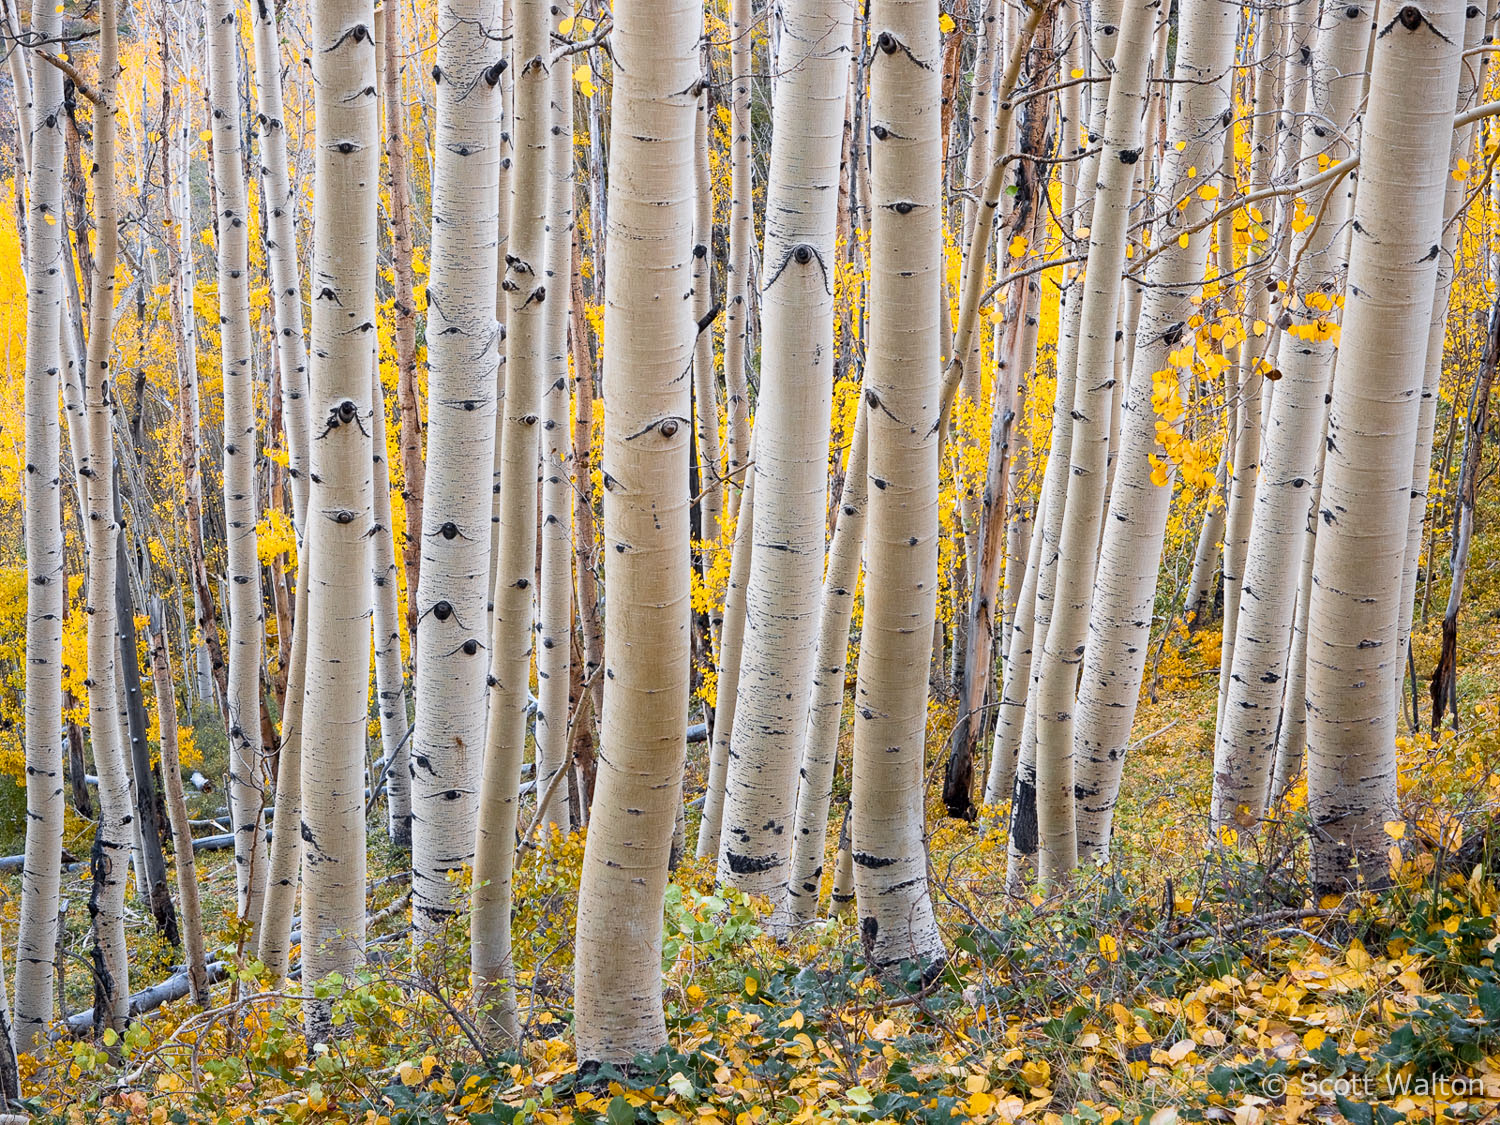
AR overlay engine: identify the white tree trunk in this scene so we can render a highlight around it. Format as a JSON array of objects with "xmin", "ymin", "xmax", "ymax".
[
  {"xmin": 1305, "ymin": 0, "xmax": 1463, "ymax": 891},
  {"xmin": 573, "ymin": 0, "xmax": 696, "ymax": 1063},
  {"xmin": 13, "ymin": 0, "xmax": 68, "ymax": 1052},
  {"xmin": 82, "ymin": 0, "xmax": 131, "ymax": 1031},
  {"xmin": 848, "ymin": 0, "xmax": 945, "ymax": 970},
  {"xmin": 784, "ymin": 403, "xmax": 867, "ymax": 925},
  {"xmin": 470, "ymin": 0, "xmax": 549, "ymax": 1037},
  {"xmin": 535, "ymin": 28, "xmax": 575, "ymax": 837},
  {"xmin": 410, "ymin": 0, "xmax": 503, "ymax": 935},
  {"xmin": 1029, "ymin": 0, "xmax": 1154, "ymax": 888},
  {"xmin": 206, "ymin": 0, "xmax": 268, "ymax": 941},
  {"xmin": 300, "ymin": 0, "xmax": 378, "ymax": 1041},
  {"xmin": 716, "ymin": 0, "xmax": 853, "ymax": 897}
]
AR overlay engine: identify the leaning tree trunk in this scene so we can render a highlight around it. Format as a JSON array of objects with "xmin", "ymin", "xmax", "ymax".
[
  {"xmin": 14, "ymin": 0, "xmax": 68, "ymax": 1051},
  {"xmin": 148, "ymin": 611, "xmax": 210, "ymax": 1007},
  {"xmin": 300, "ymin": 0, "xmax": 378, "ymax": 1042},
  {"xmin": 784, "ymin": 402, "xmax": 867, "ymax": 925},
  {"xmin": 250, "ymin": 0, "xmax": 311, "ymax": 534},
  {"xmin": 695, "ymin": 468, "xmax": 755, "ymax": 860},
  {"xmin": 470, "ymin": 0, "xmax": 550, "ymax": 1041},
  {"xmin": 81, "ymin": 0, "xmax": 132, "ymax": 1032},
  {"xmin": 573, "ymin": 0, "xmax": 697, "ymax": 1065},
  {"xmin": 1210, "ymin": 0, "xmax": 1371, "ymax": 835},
  {"xmin": 848, "ymin": 0, "xmax": 945, "ymax": 971},
  {"xmin": 206, "ymin": 0, "xmax": 268, "ymax": 942},
  {"xmin": 1304, "ymin": 0, "xmax": 1462, "ymax": 893},
  {"xmin": 410, "ymin": 0, "xmax": 503, "ymax": 936},
  {"xmin": 1028, "ymin": 0, "xmax": 1154, "ymax": 889},
  {"xmin": 1430, "ymin": 291, "xmax": 1498, "ymax": 729},
  {"xmin": 716, "ymin": 0, "xmax": 853, "ymax": 898}
]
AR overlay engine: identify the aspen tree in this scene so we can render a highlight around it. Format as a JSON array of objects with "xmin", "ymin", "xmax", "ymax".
[
  {"xmin": 206, "ymin": 0, "xmax": 268, "ymax": 939},
  {"xmin": 148, "ymin": 614, "xmax": 210, "ymax": 1007},
  {"xmin": 848, "ymin": 0, "xmax": 944, "ymax": 969},
  {"xmin": 379, "ymin": 0, "xmax": 425, "ymax": 641},
  {"xmin": 82, "ymin": 0, "xmax": 132, "ymax": 1030},
  {"xmin": 410, "ymin": 0, "xmax": 503, "ymax": 934},
  {"xmin": 691, "ymin": 75, "xmax": 723, "ymax": 558},
  {"xmin": 573, "ymin": 0, "xmax": 697, "ymax": 1062},
  {"xmin": 250, "ymin": 0, "xmax": 310, "ymax": 532},
  {"xmin": 1305, "ymin": 0, "xmax": 1463, "ymax": 890},
  {"xmin": 1211, "ymin": 0, "xmax": 1372, "ymax": 833},
  {"xmin": 14, "ymin": 0, "xmax": 68, "ymax": 1052},
  {"xmin": 300, "ymin": 0, "xmax": 379, "ymax": 1040},
  {"xmin": 696, "ymin": 470, "xmax": 755, "ymax": 860},
  {"xmin": 785, "ymin": 405, "xmax": 867, "ymax": 925},
  {"xmin": 469, "ymin": 0, "xmax": 549, "ymax": 1038},
  {"xmin": 716, "ymin": 0, "xmax": 854, "ymax": 897},
  {"xmin": 369, "ymin": 350, "xmax": 412, "ymax": 845},
  {"xmin": 1029, "ymin": 0, "xmax": 1155, "ymax": 887},
  {"xmin": 1068, "ymin": 0, "xmax": 1242, "ymax": 860},
  {"xmin": 1395, "ymin": 3, "xmax": 1488, "ymax": 699},
  {"xmin": 535, "ymin": 24, "xmax": 575, "ymax": 836},
  {"xmin": 722, "ymin": 0, "xmax": 754, "ymax": 517}
]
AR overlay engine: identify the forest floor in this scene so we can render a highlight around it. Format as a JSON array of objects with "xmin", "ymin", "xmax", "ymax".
[{"xmin": 9, "ymin": 522, "xmax": 1500, "ymax": 1125}]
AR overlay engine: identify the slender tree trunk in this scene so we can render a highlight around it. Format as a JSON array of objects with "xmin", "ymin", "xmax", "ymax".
[
  {"xmin": 535, "ymin": 34, "xmax": 575, "ymax": 837},
  {"xmin": 848, "ymin": 0, "xmax": 945, "ymax": 970},
  {"xmin": 1028, "ymin": 0, "xmax": 1154, "ymax": 889},
  {"xmin": 1430, "ymin": 292, "xmax": 1497, "ymax": 729},
  {"xmin": 14, "ymin": 0, "xmax": 68, "ymax": 1051},
  {"xmin": 250, "ymin": 0, "xmax": 311, "ymax": 534},
  {"xmin": 81, "ymin": 0, "xmax": 131, "ymax": 1031},
  {"xmin": 469, "ymin": 0, "xmax": 549, "ymax": 1038},
  {"xmin": 784, "ymin": 403, "xmax": 866, "ymax": 925},
  {"xmin": 691, "ymin": 75, "xmax": 723, "ymax": 559},
  {"xmin": 369, "ymin": 349, "xmax": 412, "ymax": 846},
  {"xmin": 380, "ymin": 0, "xmax": 425, "ymax": 647},
  {"xmin": 300, "ymin": 0, "xmax": 378, "ymax": 1040},
  {"xmin": 206, "ymin": 0, "xmax": 268, "ymax": 942},
  {"xmin": 410, "ymin": 0, "xmax": 503, "ymax": 935},
  {"xmin": 147, "ymin": 612, "xmax": 210, "ymax": 1007},
  {"xmin": 573, "ymin": 0, "xmax": 696, "ymax": 1064},
  {"xmin": 1396, "ymin": 4, "xmax": 1489, "ymax": 702},
  {"xmin": 722, "ymin": 0, "xmax": 754, "ymax": 519},
  {"xmin": 570, "ymin": 231, "xmax": 602, "ymax": 720},
  {"xmin": 1304, "ymin": 0, "xmax": 1462, "ymax": 893},
  {"xmin": 696, "ymin": 469, "xmax": 754, "ymax": 860},
  {"xmin": 716, "ymin": 0, "xmax": 853, "ymax": 898}
]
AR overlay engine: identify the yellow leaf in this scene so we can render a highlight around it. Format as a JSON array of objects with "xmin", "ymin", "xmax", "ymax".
[
  {"xmin": 1303, "ymin": 1028, "xmax": 1327, "ymax": 1050},
  {"xmin": 1071, "ymin": 67, "xmax": 1085, "ymax": 79},
  {"xmin": 939, "ymin": 12, "xmax": 956, "ymax": 33},
  {"xmin": 743, "ymin": 976, "xmax": 758, "ymax": 997},
  {"xmin": 1098, "ymin": 934, "xmax": 1119, "ymax": 962},
  {"xmin": 1008, "ymin": 235, "xmax": 1028, "ymax": 259},
  {"xmin": 558, "ymin": 15, "xmax": 574, "ymax": 33},
  {"xmin": 1384, "ymin": 820, "xmax": 1406, "ymax": 840},
  {"xmin": 1178, "ymin": 233, "xmax": 1190, "ymax": 249}
]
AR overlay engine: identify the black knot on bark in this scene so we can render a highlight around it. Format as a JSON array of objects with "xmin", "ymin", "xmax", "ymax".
[
  {"xmin": 461, "ymin": 639, "xmax": 480, "ymax": 655},
  {"xmin": 1468, "ymin": 3, "xmax": 1481, "ymax": 15},
  {"xmin": 871, "ymin": 124, "xmax": 890, "ymax": 140},
  {"xmin": 1344, "ymin": 3, "xmax": 1360, "ymax": 15},
  {"xmin": 334, "ymin": 510, "xmax": 355, "ymax": 524},
  {"xmin": 893, "ymin": 201, "xmax": 915, "ymax": 214},
  {"xmin": 431, "ymin": 64, "xmax": 442, "ymax": 81},
  {"xmin": 440, "ymin": 521, "xmax": 459, "ymax": 540},
  {"xmin": 792, "ymin": 244, "xmax": 815, "ymax": 265},
  {"xmin": 659, "ymin": 418, "xmax": 680, "ymax": 437},
  {"xmin": 433, "ymin": 600, "xmax": 453, "ymax": 621},
  {"xmin": 336, "ymin": 141, "xmax": 356, "ymax": 154},
  {"xmin": 875, "ymin": 30, "xmax": 898, "ymax": 53},
  {"xmin": 484, "ymin": 59, "xmax": 507, "ymax": 86},
  {"xmin": 337, "ymin": 399, "xmax": 358, "ymax": 423},
  {"xmin": 1397, "ymin": 4, "xmax": 1422, "ymax": 28}
]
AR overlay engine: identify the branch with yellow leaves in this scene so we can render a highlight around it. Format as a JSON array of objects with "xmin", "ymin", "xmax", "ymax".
[{"xmin": 34, "ymin": 48, "xmax": 98, "ymax": 103}]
